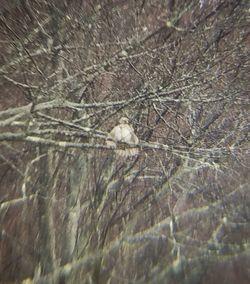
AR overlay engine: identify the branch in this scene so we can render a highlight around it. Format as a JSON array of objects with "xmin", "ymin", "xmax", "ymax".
[
  {"xmin": 0, "ymin": 195, "xmax": 35, "ymax": 213},
  {"xmin": 0, "ymin": 132, "xmax": 246, "ymax": 161},
  {"xmin": 0, "ymin": 84, "xmax": 228, "ymax": 121}
]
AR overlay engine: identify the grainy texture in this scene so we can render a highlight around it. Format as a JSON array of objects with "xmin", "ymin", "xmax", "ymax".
[{"xmin": 0, "ymin": 0, "xmax": 249, "ymax": 283}]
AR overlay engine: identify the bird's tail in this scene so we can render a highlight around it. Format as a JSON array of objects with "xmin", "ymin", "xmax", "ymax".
[
  {"xmin": 106, "ymin": 140, "xmax": 116, "ymax": 148},
  {"xmin": 116, "ymin": 148, "xmax": 139, "ymax": 157}
]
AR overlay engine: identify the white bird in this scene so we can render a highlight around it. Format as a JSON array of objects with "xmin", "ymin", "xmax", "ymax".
[{"xmin": 106, "ymin": 117, "xmax": 139, "ymax": 157}]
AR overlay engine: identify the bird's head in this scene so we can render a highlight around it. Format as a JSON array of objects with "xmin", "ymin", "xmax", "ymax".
[{"xmin": 119, "ymin": 117, "xmax": 129, "ymax": 124}]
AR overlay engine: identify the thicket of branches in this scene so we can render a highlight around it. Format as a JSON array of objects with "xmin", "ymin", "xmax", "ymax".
[{"xmin": 0, "ymin": 0, "xmax": 249, "ymax": 283}]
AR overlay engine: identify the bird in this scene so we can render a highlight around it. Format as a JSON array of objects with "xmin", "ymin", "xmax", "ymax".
[{"xmin": 106, "ymin": 117, "xmax": 139, "ymax": 157}]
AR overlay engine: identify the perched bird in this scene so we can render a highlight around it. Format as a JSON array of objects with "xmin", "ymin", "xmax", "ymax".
[{"xmin": 106, "ymin": 117, "xmax": 139, "ymax": 157}]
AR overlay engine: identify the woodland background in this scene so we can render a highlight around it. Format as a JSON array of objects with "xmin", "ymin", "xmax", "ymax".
[{"xmin": 0, "ymin": 0, "xmax": 249, "ymax": 283}]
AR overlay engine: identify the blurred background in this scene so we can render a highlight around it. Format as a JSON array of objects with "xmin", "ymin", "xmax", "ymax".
[{"xmin": 0, "ymin": 0, "xmax": 249, "ymax": 283}]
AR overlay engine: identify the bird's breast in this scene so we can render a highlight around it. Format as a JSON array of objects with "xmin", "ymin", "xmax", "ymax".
[
  {"xmin": 114, "ymin": 126, "xmax": 132, "ymax": 143},
  {"xmin": 120, "ymin": 128, "xmax": 131, "ymax": 142}
]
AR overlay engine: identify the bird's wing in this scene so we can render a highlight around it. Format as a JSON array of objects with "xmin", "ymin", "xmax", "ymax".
[
  {"xmin": 108, "ymin": 126, "xmax": 117, "ymax": 140},
  {"xmin": 130, "ymin": 132, "xmax": 139, "ymax": 144},
  {"xmin": 126, "ymin": 125, "xmax": 139, "ymax": 144}
]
